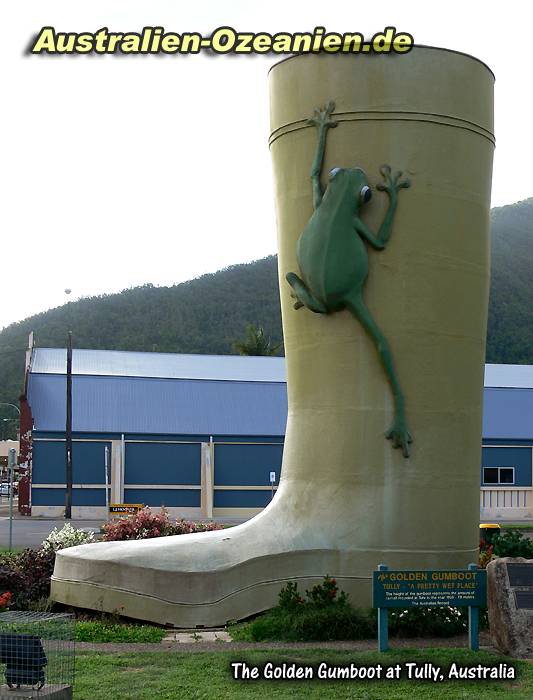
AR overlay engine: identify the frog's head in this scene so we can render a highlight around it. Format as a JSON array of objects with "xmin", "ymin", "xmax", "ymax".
[{"xmin": 327, "ymin": 167, "xmax": 372, "ymax": 208}]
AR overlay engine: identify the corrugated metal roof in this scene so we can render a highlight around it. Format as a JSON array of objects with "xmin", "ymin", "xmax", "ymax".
[
  {"xmin": 484, "ymin": 363, "xmax": 533, "ymax": 389},
  {"xmin": 28, "ymin": 374, "xmax": 288, "ymax": 436},
  {"xmin": 30, "ymin": 348, "xmax": 286, "ymax": 383},
  {"xmin": 27, "ymin": 348, "xmax": 532, "ymax": 439}
]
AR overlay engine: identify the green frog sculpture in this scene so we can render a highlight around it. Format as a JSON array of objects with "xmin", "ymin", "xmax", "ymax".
[{"xmin": 286, "ymin": 101, "xmax": 412, "ymax": 457}]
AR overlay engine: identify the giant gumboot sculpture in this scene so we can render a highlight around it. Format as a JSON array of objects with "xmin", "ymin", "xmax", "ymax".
[{"xmin": 51, "ymin": 47, "xmax": 495, "ymax": 626}]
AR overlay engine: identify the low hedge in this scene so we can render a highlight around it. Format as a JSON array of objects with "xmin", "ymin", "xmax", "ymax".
[{"xmin": 230, "ymin": 577, "xmax": 487, "ymax": 642}]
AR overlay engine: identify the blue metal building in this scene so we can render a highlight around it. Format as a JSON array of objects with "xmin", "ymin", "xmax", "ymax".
[
  {"xmin": 24, "ymin": 347, "xmax": 533, "ymax": 520},
  {"xmin": 481, "ymin": 364, "xmax": 533, "ymax": 521},
  {"xmin": 27, "ymin": 348, "xmax": 287, "ymax": 520}
]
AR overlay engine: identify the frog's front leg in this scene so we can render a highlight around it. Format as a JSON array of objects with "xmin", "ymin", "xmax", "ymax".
[
  {"xmin": 375, "ymin": 165, "xmax": 410, "ymax": 246},
  {"xmin": 286, "ymin": 272, "xmax": 327, "ymax": 314},
  {"xmin": 307, "ymin": 101, "xmax": 338, "ymax": 210}
]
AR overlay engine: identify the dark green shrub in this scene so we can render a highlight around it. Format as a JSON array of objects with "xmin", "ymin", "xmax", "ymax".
[
  {"xmin": 0, "ymin": 549, "xmax": 55, "ymax": 610},
  {"xmin": 277, "ymin": 581, "xmax": 304, "ymax": 611},
  {"xmin": 492, "ymin": 529, "xmax": 533, "ymax": 559},
  {"xmin": 233, "ymin": 605, "xmax": 375, "ymax": 642},
  {"xmin": 289, "ymin": 605, "xmax": 374, "ymax": 641},
  {"xmin": 231, "ymin": 577, "xmax": 374, "ymax": 642},
  {"xmin": 230, "ymin": 577, "xmax": 488, "ymax": 642}
]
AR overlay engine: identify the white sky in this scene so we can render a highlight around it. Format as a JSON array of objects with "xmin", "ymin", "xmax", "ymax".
[{"xmin": 1, "ymin": 1, "xmax": 531, "ymax": 330}]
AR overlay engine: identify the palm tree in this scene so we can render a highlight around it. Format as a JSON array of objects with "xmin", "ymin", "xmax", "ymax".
[{"xmin": 233, "ymin": 324, "xmax": 281, "ymax": 356}]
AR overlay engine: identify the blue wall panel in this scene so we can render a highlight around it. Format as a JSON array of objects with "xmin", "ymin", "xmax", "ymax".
[
  {"xmin": 214, "ymin": 489, "xmax": 274, "ymax": 508},
  {"xmin": 481, "ymin": 447, "xmax": 532, "ymax": 486},
  {"xmin": 124, "ymin": 488, "xmax": 200, "ymax": 507},
  {"xmin": 214, "ymin": 444, "xmax": 283, "ymax": 486},
  {"xmin": 33, "ymin": 440, "xmax": 110, "ymax": 484},
  {"xmin": 32, "ymin": 487, "xmax": 106, "ymax": 506},
  {"xmin": 124, "ymin": 442, "xmax": 201, "ymax": 485}
]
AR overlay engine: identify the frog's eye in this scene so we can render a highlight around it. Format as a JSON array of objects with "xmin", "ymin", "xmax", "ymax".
[
  {"xmin": 329, "ymin": 167, "xmax": 341, "ymax": 179},
  {"xmin": 360, "ymin": 185, "xmax": 372, "ymax": 203}
]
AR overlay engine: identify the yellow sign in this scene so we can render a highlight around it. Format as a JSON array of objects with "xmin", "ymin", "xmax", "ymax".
[{"xmin": 109, "ymin": 503, "xmax": 143, "ymax": 515}]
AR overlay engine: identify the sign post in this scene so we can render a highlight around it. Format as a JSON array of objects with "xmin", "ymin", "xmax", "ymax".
[
  {"xmin": 104, "ymin": 446, "xmax": 110, "ymax": 513},
  {"xmin": 269, "ymin": 471, "xmax": 276, "ymax": 501},
  {"xmin": 377, "ymin": 564, "xmax": 389, "ymax": 652},
  {"xmin": 373, "ymin": 563, "xmax": 486, "ymax": 652},
  {"xmin": 7, "ymin": 448, "xmax": 16, "ymax": 552},
  {"xmin": 468, "ymin": 562, "xmax": 480, "ymax": 651}
]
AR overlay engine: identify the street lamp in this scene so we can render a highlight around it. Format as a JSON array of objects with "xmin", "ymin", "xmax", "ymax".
[
  {"xmin": 0, "ymin": 405, "xmax": 20, "ymax": 442},
  {"xmin": 0, "ymin": 404, "xmax": 20, "ymax": 416}
]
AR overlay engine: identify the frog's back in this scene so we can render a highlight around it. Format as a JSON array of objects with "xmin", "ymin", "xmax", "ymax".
[{"xmin": 297, "ymin": 204, "xmax": 369, "ymax": 307}]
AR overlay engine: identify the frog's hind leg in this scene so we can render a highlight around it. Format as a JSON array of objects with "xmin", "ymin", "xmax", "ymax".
[
  {"xmin": 286, "ymin": 272, "xmax": 327, "ymax": 313},
  {"xmin": 345, "ymin": 292, "xmax": 412, "ymax": 457}
]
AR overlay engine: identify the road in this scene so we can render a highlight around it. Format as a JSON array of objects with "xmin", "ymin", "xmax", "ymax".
[
  {"xmin": 0, "ymin": 499, "xmax": 244, "ymax": 549},
  {"xmin": 0, "ymin": 499, "xmax": 102, "ymax": 549}
]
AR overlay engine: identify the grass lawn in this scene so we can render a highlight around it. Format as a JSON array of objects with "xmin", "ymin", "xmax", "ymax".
[
  {"xmin": 74, "ymin": 648, "xmax": 532, "ymax": 699},
  {"xmin": 75, "ymin": 621, "xmax": 166, "ymax": 643}
]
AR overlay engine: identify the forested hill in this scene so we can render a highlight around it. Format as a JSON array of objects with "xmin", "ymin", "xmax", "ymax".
[
  {"xmin": 487, "ymin": 198, "xmax": 533, "ymax": 364},
  {"xmin": 0, "ymin": 197, "xmax": 532, "ymax": 416},
  {"xmin": 0, "ymin": 256, "xmax": 283, "ymax": 415}
]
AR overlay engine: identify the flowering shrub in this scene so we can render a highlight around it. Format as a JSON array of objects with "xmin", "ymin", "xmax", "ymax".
[
  {"xmin": 0, "ymin": 591, "xmax": 12, "ymax": 611},
  {"xmin": 101, "ymin": 507, "xmax": 223, "ymax": 542},
  {"xmin": 305, "ymin": 575, "xmax": 348, "ymax": 607},
  {"xmin": 278, "ymin": 581, "xmax": 304, "ymax": 610},
  {"xmin": 479, "ymin": 543, "xmax": 494, "ymax": 569},
  {"xmin": 0, "ymin": 549, "xmax": 55, "ymax": 610},
  {"xmin": 387, "ymin": 605, "xmax": 468, "ymax": 637},
  {"xmin": 277, "ymin": 576, "xmax": 348, "ymax": 612},
  {"xmin": 41, "ymin": 523, "xmax": 96, "ymax": 553}
]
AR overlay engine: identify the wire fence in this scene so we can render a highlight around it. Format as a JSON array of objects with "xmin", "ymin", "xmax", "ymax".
[{"xmin": 0, "ymin": 611, "xmax": 74, "ymax": 698}]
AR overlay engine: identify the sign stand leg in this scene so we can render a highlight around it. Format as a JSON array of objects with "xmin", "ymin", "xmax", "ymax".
[
  {"xmin": 468, "ymin": 562, "xmax": 480, "ymax": 651},
  {"xmin": 468, "ymin": 605, "xmax": 479, "ymax": 652},
  {"xmin": 377, "ymin": 564, "xmax": 389, "ymax": 652},
  {"xmin": 373, "ymin": 562, "xmax": 485, "ymax": 653},
  {"xmin": 378, "ymin": 606, "xmax": 388, "ymax": 652}
]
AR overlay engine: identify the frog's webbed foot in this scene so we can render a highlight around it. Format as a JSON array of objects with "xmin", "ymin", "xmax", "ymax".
[
  {"xmin": 290, "ymin": 291, "xmax": 304, "ymax": 310},
  {"xmin": 306, "ymin": 101, "xmax": 339, "ymax": 130},
  {"xmin": 286, "ymin": 272, "xmax": 327, "ymax": 314},
  {"xmin": 385, "ymin": 416, "xmax": 413, "ymax": 458},
  {"xmin": 377, "ymin": 165, "xmax": 410, "ymax": 196}
]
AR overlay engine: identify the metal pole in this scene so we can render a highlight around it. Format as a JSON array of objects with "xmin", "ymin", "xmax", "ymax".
[
  {"xmin": 377, "ymin": 564, "xmax": 389, "ymax": 652},
  {"xmin": 8, "ymin": 448, "xmax": 16, "ymax": 551},
  {"xmin": 468, "ymin": 562, "xmax": 480, "ymax": 651},
  {"xmin": 65, "ymin": 331, "xmax": 73, "ymax": 519},
  {"xmin": 120, "ymin": 434, "xmax": 125, "ymax": 504},
  {"xmin": 104, "ymin": 445, "xmax": 110, "ymax": 514}
]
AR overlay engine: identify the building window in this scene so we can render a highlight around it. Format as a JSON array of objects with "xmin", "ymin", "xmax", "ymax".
[{"xmin": 483, "ymin": 467, "xmax": 515, "ymax": 485}]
